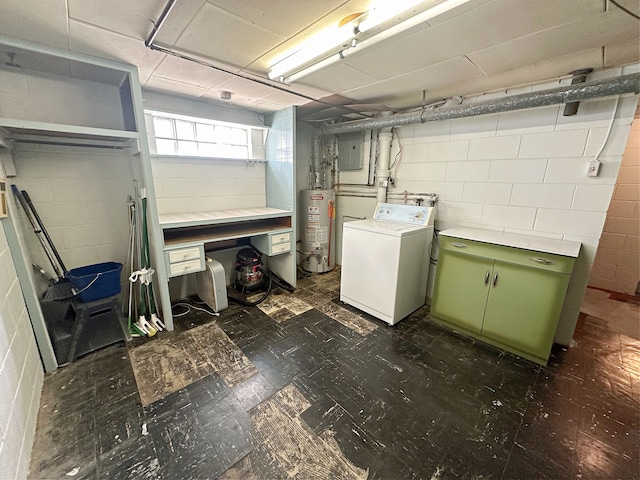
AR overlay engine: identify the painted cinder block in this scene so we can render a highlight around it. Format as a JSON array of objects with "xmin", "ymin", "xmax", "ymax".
[
  {"xmin": 535, "ymin": 209, "xmax": 607, "ymax": 238},
  {"xmin": 482, "ymin": 204, "xmax": 536, "ymax": 230},
  {"xmin": 462, "ymin": 182, "xmax": 512, "ymax": 205},
  {"xmin": 511, "ymin": 184, "xmax": 574, "ymax": 209},
  {"xmin": 428, "ymin": 140, "xmax": 469, "ymax": 162},
  {"xmin": 445, "ymin": 161, "xmax": 490, "ymax": 182},
  {"xmin": 519, "ymin": 129, "xmax": 589, "ymax": 158},
  {"xmin": 571, "ymin": 185, "xmax": 616, "ymax": 212},
  {"xmin": 468, "ymin": 135, "xmax": 521, "ymax": 160},
  {"xmin": 488, "ymin": 159, "xmax": 547, "ymax": 183}
]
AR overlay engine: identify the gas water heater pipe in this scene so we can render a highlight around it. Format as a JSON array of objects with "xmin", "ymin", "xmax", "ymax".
[{"xmin": 376, "ymin": 128, "xmax": 393, "ymax": 203}]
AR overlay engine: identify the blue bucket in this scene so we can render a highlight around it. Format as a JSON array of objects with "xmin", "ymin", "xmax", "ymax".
[{"xmin": 67, "ymin": 262, "xmax": 122, "ymax": 303}]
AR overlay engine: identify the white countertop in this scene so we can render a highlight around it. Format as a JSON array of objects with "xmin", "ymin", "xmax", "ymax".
[
  {"xmin": 159, "ymin": 207, "xmax": 292, "ymax": 229},
  {"xmin": 440, "ymin": 227, "xmax": 581, "ymax": 257}
]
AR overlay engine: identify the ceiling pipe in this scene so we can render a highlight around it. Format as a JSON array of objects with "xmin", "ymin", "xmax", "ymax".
[{"xmin": 321, "ymin": 72, "xmax": 640, "ymax": 136}]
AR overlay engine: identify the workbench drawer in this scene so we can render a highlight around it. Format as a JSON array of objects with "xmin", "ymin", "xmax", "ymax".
[
  {"xmin": 251, "ymin": 230, "xmax": 292, "ymax": 256},
  {"xmin": 165, "ymin": 244, "xmax": 205, "ymax": 277}
]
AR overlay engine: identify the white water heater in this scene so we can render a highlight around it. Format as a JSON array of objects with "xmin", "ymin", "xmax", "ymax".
[{"xmin": 300, "ymin": 189, "xmax": 336, "ymax": 273}]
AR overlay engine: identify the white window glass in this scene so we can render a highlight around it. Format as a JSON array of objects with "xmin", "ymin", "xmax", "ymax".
[
  {"xmin": 156, "ymin": 138, "xmax": 177, "ymax": 154},
  {"xmin": 196, "ymin": 123, "xmax": 215, "ymax": 142},
  {"xmin": 218, "ymin": 144, "xmax": 234, "ymax": 158},
  {"xmin": 175, "ymin": 120, "xmax": 196, "ymax": 140},
  {"xmin": 153, "ymin": 117, "xmax": 174, "ymax": 138},
  {"xmin": 230, "ymin": 128, "xmax": 247, "ymax": 145},
  {"xmin": 177, "ymin": 140, "xmax": 198, "ymax": 156},
  {"xmin": 216, "ymin": 126, "xmax": 231, "ymax": 143},
  {"xmin": 198, "ymin": 142, "xmax": 218, "ymax": 157}
]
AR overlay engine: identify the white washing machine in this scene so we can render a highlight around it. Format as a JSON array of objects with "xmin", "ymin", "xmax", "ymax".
[{"xmin": 340, "ymin": 202, "xmax": 435, "ymax": 325}]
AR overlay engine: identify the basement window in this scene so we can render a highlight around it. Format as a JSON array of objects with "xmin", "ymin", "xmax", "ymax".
[{"xmin": 145, "ymin": 110, "xmax": 267, "ymax": 161}]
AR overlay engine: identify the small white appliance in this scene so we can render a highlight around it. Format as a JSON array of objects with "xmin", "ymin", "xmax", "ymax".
[
  {"xmin": 196, "ymin": 256, "xmax": 228, "ymax": 312},
  {"xmin": 340, "ymin": 202, "xmax": 435, "ymax": 325}
]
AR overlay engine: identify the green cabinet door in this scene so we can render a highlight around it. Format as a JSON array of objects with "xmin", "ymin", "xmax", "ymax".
[
  {"xmin": 481, "ymin": 261, "xmax": 570, "ymax": 360},
  {"xmin": 431, "ymin": 250, "xmax": 493, "ymax": 333}
]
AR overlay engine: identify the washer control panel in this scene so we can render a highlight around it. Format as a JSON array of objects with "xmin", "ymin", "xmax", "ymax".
[{"xmin": 372, "ymin": 203, "xmax": 435, "ymax": 226}]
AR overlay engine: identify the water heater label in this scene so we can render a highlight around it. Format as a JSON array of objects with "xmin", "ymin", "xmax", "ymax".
[
  {"xmin": 308, "ymin": 206, "xmax": 319, "ymax": 213},
  {"xmin": 308, "ymin": 214, "xmax": 320, "ymax": 222},
  {"xmin": 316, "ymin": 227, "xmax": 328, "ymax": 243},
  {"xmin": 310, "ymin": 195, "xmax": 324, "ymax": 200}
]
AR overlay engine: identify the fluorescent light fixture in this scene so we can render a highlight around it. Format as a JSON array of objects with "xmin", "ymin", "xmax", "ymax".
[
  {"xmin": 267, "ymin": 19, "xmax": 359, "ymax": 80},
  {"xmin": 268, "ymin": 0, "xmax": 472, "ymax": 83}
]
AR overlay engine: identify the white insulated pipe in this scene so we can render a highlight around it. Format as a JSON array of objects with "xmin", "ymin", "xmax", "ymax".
[
  {"xmin": 376, "ymin": 128, "xmax": 393, "ymax": 203},
  {"xmin": 311, "ymin": 135, "xmax": 323, "ymax": 189}
]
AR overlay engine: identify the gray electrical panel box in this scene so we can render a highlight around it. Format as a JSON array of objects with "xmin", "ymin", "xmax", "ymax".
[{"xmin": 338, "ymin": 132, "xmax": 363, "ymax": 170}]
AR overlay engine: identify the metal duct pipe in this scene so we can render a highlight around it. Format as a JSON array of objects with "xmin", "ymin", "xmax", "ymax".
[
  {"xmin": 311, "ymin": 135, "xmax": 323, "ymax": 189},
  {"xmin": 321, "ymin": 73, "xmax": 640, "ymax": 135},
  {"xmin": 563, "ymin": 68, "xmax": 594, "ymax": 116}
]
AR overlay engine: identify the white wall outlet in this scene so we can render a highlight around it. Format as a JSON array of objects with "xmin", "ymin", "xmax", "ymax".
[{"xmin": 587, "ymin": 160, "xmax": 600, "ymax": 177}]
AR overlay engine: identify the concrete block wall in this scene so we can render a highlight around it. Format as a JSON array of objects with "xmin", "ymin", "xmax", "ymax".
[
  {"xmin": 589, "ymin": 103, "xmax": 640, "ymax": 294},
  {"xmin": 0, "ymin": 178, "xmax": 44, "ymax": 479},
  {"xmin": 11, "ymin": 144, "xmax": 135, "ymax": 279},
  {"xmin": 152, "ymin": 157, "xmax": 266, "ymax": 215}
]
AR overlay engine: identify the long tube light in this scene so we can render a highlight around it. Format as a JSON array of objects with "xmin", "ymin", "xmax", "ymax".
[{"xmin": 268, "ymin": 0, "xmax": 472, "ymax": 83}]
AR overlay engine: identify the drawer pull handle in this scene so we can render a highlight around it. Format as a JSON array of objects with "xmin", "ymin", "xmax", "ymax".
[
  {"xmin": 531, "ymin": 257, "xmax": 554, "ymax": 265},
  {"xmin": 451, "ymin": 242, "xmax": 467, "ymax": 248},
  {"xmin": 484, "ymin": 271, "xmax": 490, "ymax": 286},
  {"xmin": 492, "ymin": 272, "xmax": 498, "ymax": 287}
]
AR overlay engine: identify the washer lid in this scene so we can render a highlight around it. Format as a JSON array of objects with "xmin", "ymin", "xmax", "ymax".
[
  {"xmin": 372, "ymin": 203, "xmax": 435, "ymax": 226},
  {"xmin": 344, "ymin": 218, "xmax": 431, "ymax": 236}
]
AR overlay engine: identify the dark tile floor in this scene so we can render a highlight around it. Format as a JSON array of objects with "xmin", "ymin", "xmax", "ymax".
[{"xmin": 29, "ymin": 270, "xmax": 640, "ymax": 479}]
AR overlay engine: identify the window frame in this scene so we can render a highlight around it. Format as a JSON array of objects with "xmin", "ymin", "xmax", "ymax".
[{"xmin": 145, "ymin": 110, "xmax": 268, "ymax": 162}]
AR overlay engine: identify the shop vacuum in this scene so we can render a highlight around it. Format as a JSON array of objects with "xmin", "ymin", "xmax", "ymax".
[{"xmin": 228, "ymin": 246, "xmax": 294, "ymax": 306}]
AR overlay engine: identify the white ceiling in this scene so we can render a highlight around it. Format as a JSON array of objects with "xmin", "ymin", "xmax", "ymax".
[{"xmin": 0, "ymin": 0, "xmax": 638, "ymax": 120}]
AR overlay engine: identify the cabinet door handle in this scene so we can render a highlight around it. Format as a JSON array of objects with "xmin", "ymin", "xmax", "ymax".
[
  {"xmin": 484, "ymin": 270, "xmax": 490, "ymax": 286},
  {"xmin": 451, "ymin": 242, "xmax": 467, "ymax": 248},
  {"xmin": 531, "ymin": 257, "xmax": 554, "ymax": 265},
  {"xmin": 492, "ymin": 272, "xmax": 498, "ymax": 287}
]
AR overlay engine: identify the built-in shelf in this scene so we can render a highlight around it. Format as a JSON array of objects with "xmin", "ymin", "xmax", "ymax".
[
  {"xmin": 0, "ymin": 118, "xmax": 140, "ymax": 143},
  {"xmin": 159, "ymin": 207, "xmax": 292, "ymax": 230}
]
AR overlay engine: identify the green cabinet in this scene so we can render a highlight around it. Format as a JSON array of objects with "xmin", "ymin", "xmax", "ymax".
[{"xmin": 431, "ymin": 233, "xmax": 577, "ymax": 365}]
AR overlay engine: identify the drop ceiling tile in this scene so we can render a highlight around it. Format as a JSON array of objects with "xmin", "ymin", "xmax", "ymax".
[
  {"xmin": 0, "ymin": 0, "xmax": 69, "ymax": 49},
  {"xmin": 145, "ymin": 75, "xmax": 210, "ymax": 98},
  {"xmin": 427, "ymin": 48, "xmax": 605, "ymax": 105},
  {"xmin": 173, "ymin": 2, "xmax": 284, "ymax": 68},
  {"xmin": 69, "ymin": 19, "xmax": 165, "ymax": 84},
  {"xmin": 346, "ymin": 0, "xmax": 604, "ymax": 82},
  {"xmin": 206, "ymin": 74, "xmax": 281, "ymax": 99},
  {"xmin": 207, "ymin": 0, "xmax": 358, "ymax": 37},
  {"xmin": 467, "ymin": 12, "xmax": 637, "ymax": 77},
  {"xmin": 605, "ymin": 39, "xmax": 640, "ymax": 67},
  {"xmin": 259, "ymin": 88, "xmax": 311, "ymax": 106},
  {"xmin": 342, "ymin": 56, "xmax": 483, "ymax": 104},
  {"xmin": 294, "ymin": 63, "xmax": 379, "ymax": 94},
  {"xmin": 67, "ymin": 0, "xmax": 160, "ymax": 40},
  {"xmin": 153, "ymin": 54, "xmax": 232, "ymax": 89}
]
